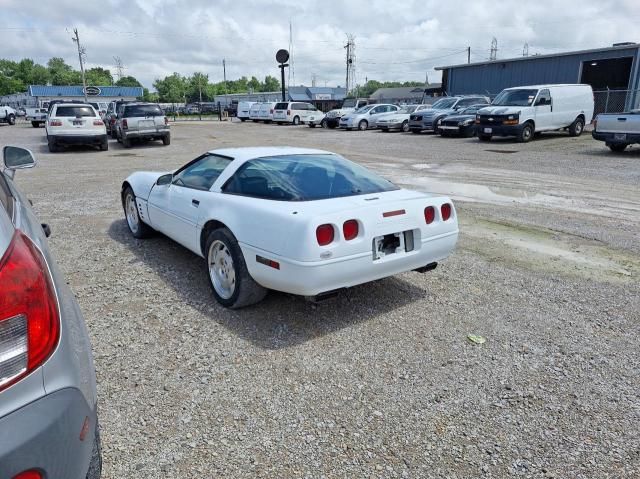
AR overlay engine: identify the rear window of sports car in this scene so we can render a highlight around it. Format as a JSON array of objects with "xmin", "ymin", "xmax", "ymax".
[{"xmin": 222, "ymin": 154, "xmax": 398, "ymax": 201}]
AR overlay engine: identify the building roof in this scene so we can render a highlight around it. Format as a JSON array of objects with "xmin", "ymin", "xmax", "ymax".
[
  {"xmin": 370, "ymin": 84, "xmax": 442, "ymax": 100},
  {"xmin": 287, "ymin": 86, "xmax": 347, "ymax": 101},
  {"xmin": 28, "ymin": 85, "xmax": 144, "ymax": 97},
  {"xmin": 435, "ymin": 43, "xmax": 640, "ymax": 70}
]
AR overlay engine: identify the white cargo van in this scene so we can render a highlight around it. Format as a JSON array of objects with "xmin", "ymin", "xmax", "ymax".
[
  {"xmin": 248, "ymin": 102, "xmax": 262, "ymax": 122},
  {"xmin": 256, "ymin": 101, "xmax": 277, "ymax": 123},
  {"xmin": 237, "ymin": 101, "xmax": 255, "ymax": 121},
  {"xmin": 476, "ymin": 84, "xmax": 594, "ymax": 142}
]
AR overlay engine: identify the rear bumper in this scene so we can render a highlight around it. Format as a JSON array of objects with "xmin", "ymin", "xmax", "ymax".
[
  {"xmin": 592, "ymin": 131, "xmax": 640, "ymax": 144},
  {"xmin": 241, "ymin": 230, "xmax": 458, "ymax": 296},
  {"xmin": 49, "ymin": 134, "xmax": 106, "ymax": 145},
  {"xmin": 0, "ymin": 388, "xmax": 97, "ymax": 479},
  {"xmin": 123, "ymin": 128, "xmax": 170, "ymax": 140},
  {"xmin": 477, "ymin": 123, "xmax": 524, "ymax": 137}
]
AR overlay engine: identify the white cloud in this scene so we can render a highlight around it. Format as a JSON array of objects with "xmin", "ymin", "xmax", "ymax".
[{"xmin": 0, "ymin": 0, "xmax": 639, "ymax": 89}]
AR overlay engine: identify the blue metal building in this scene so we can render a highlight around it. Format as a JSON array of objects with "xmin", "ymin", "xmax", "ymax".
[
  {"xmin": 0, "ymin": 85, "xmax": 144, "ymax": 108},
  {"xmin": 436, "ymin": 43, "xmax": 640, "ymax": 112}
]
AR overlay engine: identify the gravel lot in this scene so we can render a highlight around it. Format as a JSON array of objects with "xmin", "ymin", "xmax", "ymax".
[{"xmin": 2, "ymin": 119, "xmax": 639, "ymax": 478}]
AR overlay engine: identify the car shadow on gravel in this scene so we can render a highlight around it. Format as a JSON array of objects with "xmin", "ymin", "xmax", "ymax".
[{"xmin": 108, "ymin": 219, "xmax": 429, "ymax": 350}]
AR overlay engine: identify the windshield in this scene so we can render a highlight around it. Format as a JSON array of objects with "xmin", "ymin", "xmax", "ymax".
[
  {"xmin": 124, "ymin": 105, "xmax": 163, "ymax": 117},
  {"xmin": 461, "ymin": 106, "xmax": 483, "ymax": 115},
  {"xmin": 354, "ymin": 105, "xmax": 374, "ymax": 114},
  {"xmin": 430, "ymin": 98, "xmax": 457, "ymax": 109},
  {"xmin": 403, "ymin": 106, "xmax": 419, "ymax": 114},
  {"xmin": 223, "ymin": 154, "xmax": 398, "ymax": 201},
  {"xmin": 492, "ymin": 89, "xmax": 538, "ymax": 106},
  {"xmin": 342, "ymin": 99, "xmax": 357, "ymax": 108},
  {"xmin": 55, "ymin": 106, "xmax": 96, "ymax": 117}
]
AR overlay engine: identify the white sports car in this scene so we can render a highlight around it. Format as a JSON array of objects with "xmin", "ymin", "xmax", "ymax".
[{"xmin": 121, "ymin": 147, "xmax": 458, "ymax": 308}]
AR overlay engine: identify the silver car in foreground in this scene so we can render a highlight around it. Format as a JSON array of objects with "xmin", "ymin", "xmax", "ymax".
[{"xmin": 0, "ymin": 146, "xmax": 101, "ymax": 478}]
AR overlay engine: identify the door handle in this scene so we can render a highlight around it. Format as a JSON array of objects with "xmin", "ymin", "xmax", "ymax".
[{"xmin": 192, "ymin": 199, "xmax": 200, "ymax": 207}]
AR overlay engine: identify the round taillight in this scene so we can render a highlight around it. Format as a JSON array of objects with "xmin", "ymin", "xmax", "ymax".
[
  {"xmin": 424, "ymin": 206, "xmax": 435, "ymax": 224},
  {"xmin": 316, "ymin": 224, "xmax": 334, "ymax": 246},
  {"xmin": 343, "ymin": 220, "xmax": 359, "ymax": 240},
  {"xmin": 441, "ymin": 203, "xmax": 452, "ymax": 221}
]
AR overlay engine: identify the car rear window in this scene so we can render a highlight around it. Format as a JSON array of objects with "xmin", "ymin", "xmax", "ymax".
[
  {"xmin": 274, "ymin": 103, "xmax": 289, "ymax": 110},
  {"xmin": 223, "ymin": 154, "xmax": 398, "ymax": 201},
  {"xmin": 124, "ymin": 105, "xmax": 163, "ymax": 117},
  {"xmin": 55, "ymin": 106, "xmax": 96, "ymax": 117}
]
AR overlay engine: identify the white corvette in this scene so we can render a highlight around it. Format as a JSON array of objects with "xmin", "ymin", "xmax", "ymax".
[{"xmin": 121, "ymin": 147, "xmax": 458, "ymax": 308}]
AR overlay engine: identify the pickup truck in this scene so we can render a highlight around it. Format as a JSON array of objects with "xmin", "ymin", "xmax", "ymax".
[
  {"xmin": 0, "ymin": 106, "xmax": 16, "ymax": 125},
  {"xmin": 25, "ymin": 107, "xmax": 48, "ymax": 127},
  {"xmin": 592, "ymin": 110, "xmax": 640, "ymax": 152}
]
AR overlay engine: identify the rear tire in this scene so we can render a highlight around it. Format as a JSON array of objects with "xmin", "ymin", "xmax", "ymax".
[
  {"xmin": 123, "ymin": 186, "xmax": 153, "ymax": 238},
  {"xmin": 309, "ymin": 124, "xmax": 316, "ymax": 128},
  {"xmin": 7, "ymin": 114, "xmax": 15, "ymax": 125},
  {"xmin": 31, "ymin": 121, "xmax": 40, "ymax": 128},
  {"xmin": 48, "ymin": 140, "xmax": 58, "ymax": 152},
  {"xmin": 358, "ymin": 120, "xmax": 368, "ymax": 131},
  {"xmin": 401, "ymin": 120, "xmax": 410, "ymax": 132},
  {"xmin": 122, "ymin": 135, "xmax": 131, "ymax": 148},
  {"xmin": 85, "ymin": 422, "xmax": 102, "ymax": 479},
  {"xmin": 292, "ymin": 116, "xmax": 300, "ymax": 125},
  {"xmin": 517, "ymin": 122, "xmax": 534, "ymax": 143},
  {"xmin": 100, "ymin": 139, "xmax": 108, "ymax": 151},
  {"xmin": 608, "ymin": 143, "xmax": 628, "ymax": 152},
  {"xmin": 205, "ymin": 228, "xmax": 267, "ymax": 309},
  {"xmin": 240, "ymin": 118, "xmax": 246, "ymax": 122},
  {"xmin": 568, "ymin": 117, "xmax": 585, "ymax": 137},
  {"xmin": 478, "ymin": 134, "xmax": 492, "ymax": 141},
  {"xmin": 320, "ymin": 118, "xmax": 328, "ymax": 128},
  {"xmin": 162, "ymin": 133, "xmax": 171, "ymax": 145}
]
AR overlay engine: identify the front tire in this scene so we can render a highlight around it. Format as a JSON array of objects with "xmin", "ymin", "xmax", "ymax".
[
  {"xmin": 206, "ymin": 228, "xmax": 267, "ymax": 309},
  {"xmin": 123, "ymin": 187, "xmax": 153, "ymax": 238},
  {"xmin": 358, "ymin": 120, "xmax": 368, "ymax": 131},
  {"xmin": 162, "ymin": 133, "xmax": 171, "ymax": 145},
  {"xmin": 568, "ymin": 117, "xmax": 584, "ymax": 137},
  {"xmin": 401, "ymin": 120, "xmax": 410, "ymax": 132},
  {"xmin": 7, "ymin": 114, "xmax": 15, "ymax": 125},
  {"xmin": 518, "ymin": 122, "xmax": 534, "ymax": 143},
  {"xmin": 320, "ymin": 118, "xmax": 328, "ymax": 128}
]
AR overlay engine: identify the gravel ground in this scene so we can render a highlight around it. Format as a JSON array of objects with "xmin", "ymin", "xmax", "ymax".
[{"xmin": 1, "ymin": 120, "xmax": 639, "ymax": 478}]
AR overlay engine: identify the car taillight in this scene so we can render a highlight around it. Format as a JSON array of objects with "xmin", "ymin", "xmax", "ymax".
[
  {"xmin": 49, "ymin": 120, "xmax": 62, "ymax": 127},
  {"xmin": 287, "ymin": 110, "xmax": 291, "ymax": 115},
  {"xmin": 343, "ymin": 220, "xmax": 359, "ymax": 240},
  {"xmin": 0, "ymin": 231, "xmax": 59, "ymax": 393},
  {"xmin": 122, "ymin": 119, "xmax": 128, "ymax": 129},
  {"xmin": 93, "ymin": 120, "xmax": 104, "ymax": 126},
  {"xmin": 12, "ymin": 470, "xmax": 43, "ymax": 479},
  {"xmin": 164, "ymin": 116, "xmax": 168, "ymax": 125},
  {"xmin": 441, "ymin": 203, "xmax": 452, "ymax": 221},
  {"xmin": 316, "ymin": 224, "xmax": 334, "ymax": 246},
  {"xmin": 424, "ymin": 206, "xmax": 435, "ymax": 224}
]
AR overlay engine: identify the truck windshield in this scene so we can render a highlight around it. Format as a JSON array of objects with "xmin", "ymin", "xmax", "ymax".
[{"xmin": 492, "ymin": 89, "xmax": 538, "ymax": 106}]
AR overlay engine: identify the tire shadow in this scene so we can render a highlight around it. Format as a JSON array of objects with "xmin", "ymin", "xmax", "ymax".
[{"xmin": 107, "ymin": 219, "xmax": 432, "ymax": 350}]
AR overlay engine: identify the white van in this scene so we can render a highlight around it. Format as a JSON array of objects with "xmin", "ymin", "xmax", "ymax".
[
  {"xmin": 272, "ymin": 101, "xmax": 320, "ymax": 125},
  {"xmin": 248, "ymin": 102, "xmax": 263, "ymax": 122},
  {"xmin": 237, "ymin": 101, "xmax": 255, "ymax": 121},
  {"xmin": 256, "ymin": 102, "xmax": 277, "ymax": 123},
  {"xmin": 476, "ymin": 84, "xmax": 594, "ymax": 142}
]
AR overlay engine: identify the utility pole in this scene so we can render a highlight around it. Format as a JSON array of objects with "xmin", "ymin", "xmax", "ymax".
[
  {"xmin": 467, "ymin": 46, "xmax": 471, "ymax": 64},
  {"xmin": 222, "ymin": 58, "xmax": 227, "ymax": 106},
  {"xmin": 490, "ymin": 37, "xmax": 498, "ymax": 61},
  {"xmin": 311, "ymin": 73, "xmax": 317, "ymax": 87},
  {"xmin": 72, "ymin": 28, "xmax": 88, "ymax": 102},
  {"xmin": 113, "ymin": 56, "xmax": 124, "ymax": 82},
  {"xmin": 523, "ymin": 43, "xmax": 529, "ymax": 57},
  {"xmin": 344, "ymin": 34, "xmax": 356, "ymax": 96}
]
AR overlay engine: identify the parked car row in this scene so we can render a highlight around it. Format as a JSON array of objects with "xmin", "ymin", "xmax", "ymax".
[{"xmin": 236, "ymin": 84, "xmax": 598, "ymax": 145}]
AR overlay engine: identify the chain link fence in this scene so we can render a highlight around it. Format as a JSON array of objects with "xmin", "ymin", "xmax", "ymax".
[{"xmin": 593, "ymin": 89, "xmax": 639, "ymax": 116}]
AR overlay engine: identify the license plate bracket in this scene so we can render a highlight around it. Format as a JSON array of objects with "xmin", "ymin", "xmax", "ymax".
[
  {"xmin": 373, "ymin": 232, "xmax": 406, "ymax": 260},
  {"xmin": 614, "ymin": 133, "xmax": 627, "ymax": 140}
]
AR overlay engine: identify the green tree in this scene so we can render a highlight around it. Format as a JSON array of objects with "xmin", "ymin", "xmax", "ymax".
[
  {"xmin": 247, "ymin": 76, "xmax": 261, "ymax": 93},
  {"xmin": 0, "ymin": 59, "xmax": 24, "ymax": 95},
  {"xmin": 187, "ymin": 72, "xmax": 209, "ymax": 102},
  {"xmin": 116, "ymin": 75, "xmax": 142, "ymax": 87},
  {"xmin": 47, "ymin": 57, "xmax": 81, "ymax": 85},
  {"xmin": 85, "ymin": 67, "xmax": 113, "ymax": 86},
  {"xmin": 261, "ymin": 75, "xmax": 280, "ymax": 92},
  {"xmin": 153, "ymin": 72, "xmax": 188, "ymax": 103}
]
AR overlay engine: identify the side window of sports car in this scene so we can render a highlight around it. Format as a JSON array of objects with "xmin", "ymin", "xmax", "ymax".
[{"xmin": 172, "ymin": 154, "xmax": 233, "ymax": 191}]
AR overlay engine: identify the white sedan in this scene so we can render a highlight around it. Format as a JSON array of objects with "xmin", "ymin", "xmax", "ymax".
[
  {"xmin": 121, "ymin": 147, "xmax": 458, "ymax": 308},
  {"xmin": 377, "ymin": 104, "xmax": 432, "ymax": 132}
]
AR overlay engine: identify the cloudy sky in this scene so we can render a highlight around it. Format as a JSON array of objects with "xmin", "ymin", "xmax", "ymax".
[{"xmin": 1, "ymin": 0, "xmax": 638, "ymax": 89}]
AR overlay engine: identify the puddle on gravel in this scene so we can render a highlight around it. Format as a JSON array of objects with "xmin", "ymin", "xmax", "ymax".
[{"xmin": 460, "ymin": 217, "xmax": 639, "ymax": 283}]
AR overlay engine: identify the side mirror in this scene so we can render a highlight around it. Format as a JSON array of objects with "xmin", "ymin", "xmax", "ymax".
[
  {"xmin": 3, "ymin": 146, "xmax": 36, "ymax": 179},
  {"xmin": 156, "ymin": 173, "xmax": 173, "ymax": 186}
]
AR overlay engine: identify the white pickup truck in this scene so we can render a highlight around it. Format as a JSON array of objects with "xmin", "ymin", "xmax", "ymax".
[
  {"xmin": 26, "ymin": 107, "xmax": 48, "ymax": 127},
  {"xmin": 0, "ymin": 106, "xmax": 16, "ymax": 126},
  {"xmin": 592, "ymin": 110, "xmax": 640, "ymax": 152}
]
